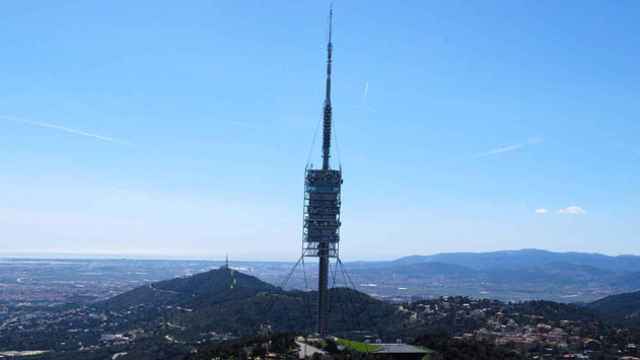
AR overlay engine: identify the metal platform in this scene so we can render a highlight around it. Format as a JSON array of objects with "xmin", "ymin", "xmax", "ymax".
[{"xmin": 303, "ymin": 169, "xmax": 342, "ymax": 258}]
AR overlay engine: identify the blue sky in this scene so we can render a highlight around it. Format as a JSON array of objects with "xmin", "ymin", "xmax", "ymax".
[{"xmin": 1, "ymin": 1, "xmax": 638, "ymax": 260}]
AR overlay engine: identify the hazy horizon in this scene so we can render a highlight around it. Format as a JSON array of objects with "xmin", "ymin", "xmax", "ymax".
[{"xmin": 1, "ymin": 247, "xmax": 639, "ymax": 263}]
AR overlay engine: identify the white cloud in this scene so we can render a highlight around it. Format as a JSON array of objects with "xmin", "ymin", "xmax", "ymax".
[
  {"xmin": 557, "ymin": 206, "xmax": 586, "ymax": 215},
  {"xmin": 474, "ymin": 137, "xmax": 543, "ymax": 158},
  {"xmin": 535, "ymin": 208, "xmax": 548, "ymax": 214}
]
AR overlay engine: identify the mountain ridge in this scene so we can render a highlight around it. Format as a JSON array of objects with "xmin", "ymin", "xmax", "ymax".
[
  {"xmin": 337, "ymin": 249, "xmax": 640, "ymax": 302},
  {"xmin": 392, "ymin": 249, "xmax": 640, "ymax": 272}
]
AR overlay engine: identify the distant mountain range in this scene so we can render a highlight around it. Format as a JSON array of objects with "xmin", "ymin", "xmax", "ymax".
[
  {"xmin": 392, "ymin": 249, "xmax": 640, "ymax": 272},
  {"xmin": 338, "ymin": 249, "xmax": 640, "ymax": 302}
]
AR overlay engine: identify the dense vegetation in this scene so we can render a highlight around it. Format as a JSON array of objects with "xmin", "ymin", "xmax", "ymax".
[
  {"xmin": 187, "ymin": 333, "xmax": 297, "ymax": 359},
  {"xmin": 588, "ymin": 290, "xmax": 640, "ymax": 327},
  {"xmin": 95, "ymin": 268, "xmax": 404, "ymax": 338}
]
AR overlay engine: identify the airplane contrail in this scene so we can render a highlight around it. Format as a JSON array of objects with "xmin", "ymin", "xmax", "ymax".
[
  {"xmin": 475, "ymin": 143, "xmax": 525, "ymax": 158},
  {"xmin": 474, "ymin": 137, "xmax": 543, "ymax": 158},
  {"xmin": 359, "ymin": 81, "xmax": 376, "ymax": 112},
  {"xmin": 1, "ymin": 115, "xmax": 130, "ymax": 145},
  {"xmin": 363, "ymin": 81, "xmax": 369, "ymax": 102}
]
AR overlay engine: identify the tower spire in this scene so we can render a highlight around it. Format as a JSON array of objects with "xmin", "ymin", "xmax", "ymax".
[{"xmin": 321, "ymin": 5, "xmax": 333, "ymax": 170}]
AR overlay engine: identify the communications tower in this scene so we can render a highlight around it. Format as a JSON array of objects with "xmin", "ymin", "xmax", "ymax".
[{"xmin": 302, "ymin": 7, "xmax": 342, "ymax": 337}]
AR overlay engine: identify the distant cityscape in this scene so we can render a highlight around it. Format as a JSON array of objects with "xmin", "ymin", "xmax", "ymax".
[{"xmin": 2, "ymin": 249, "xmax": 640, "ymax": 307}]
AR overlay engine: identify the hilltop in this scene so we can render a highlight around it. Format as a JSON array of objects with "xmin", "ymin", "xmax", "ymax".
[
  {"xmin": 96, "ymin": 267, "xmax": 401, "ymax": 337},
  {"xmin": 101, "ymin": 266, "xmax": 278, "ymax": 310}
]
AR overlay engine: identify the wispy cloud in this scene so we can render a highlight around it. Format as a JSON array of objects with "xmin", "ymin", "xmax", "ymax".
[
  {"xmin": 475, "ymin": 137, "xmax": 543, "ymax": 158},
  {"xmin": 363, "ymin": 81, "xmax": 369, "ymax": 102},
  {"xmin": 1, "ymin": 115, "xmax": 129, "ymax": 145},
  {"xmin": 557, "ymin": 206, "xmax": 586, "ymax": 215},
  {"xmin": 535, "ymin": 208, "xmax": 549, "ymax": 215},
  {"xmin": 354, "ymin": 80, "xmax": 375, "ymax": 113}
]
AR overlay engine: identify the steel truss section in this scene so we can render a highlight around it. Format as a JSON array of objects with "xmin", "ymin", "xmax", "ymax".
[{"xmin": 302, "ymin": 168, "xmax": 342, "ymax": 258}]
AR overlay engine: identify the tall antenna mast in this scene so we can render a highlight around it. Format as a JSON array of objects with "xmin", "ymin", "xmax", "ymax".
[
  {"xmin": 302, "ymin": 4, "xmax": 342, "ymax": 338},
  {"xmin": 321, "ymin": 5, "xmax": 333, "ymax": 170}
]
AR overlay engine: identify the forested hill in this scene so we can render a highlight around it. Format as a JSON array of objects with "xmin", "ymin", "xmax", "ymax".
[
  {"xmin": 96, "ymin": 267, "xmax": 402, "ymax": 337},
  {"xmin": 588, "ymin": 290, "xmax": 640, "ymax": 327},
  {"xmin": 100, "ymin": 266, "xmax": 277, "ymax": 310}
]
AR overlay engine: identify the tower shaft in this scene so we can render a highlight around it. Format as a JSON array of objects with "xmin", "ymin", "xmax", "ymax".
[
  {"xmin": 317, "ymin": 7, "xmax": 334, "ymax": 337},
  {"xmin": 318, "ymin": 245, "xmax": 329, "ymax": 336}
]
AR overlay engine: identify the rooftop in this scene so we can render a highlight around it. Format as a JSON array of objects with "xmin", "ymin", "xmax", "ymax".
[{"xmin": 374, "ymin": 343, "xmax": 428, "ymax": 354}]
